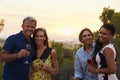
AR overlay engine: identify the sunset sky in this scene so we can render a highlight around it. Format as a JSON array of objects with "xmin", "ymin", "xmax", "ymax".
[{"xmin": 0, "ymin": 0, "xmax": 120, "ymax": 42}]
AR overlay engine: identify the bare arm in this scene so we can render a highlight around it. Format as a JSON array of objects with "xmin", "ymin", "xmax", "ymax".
[
  {"xmin": 0, "ymin": 49, "xmax": 17, "ymax": 62},
  {"xmin": 41, "ymin": 49, "xmax": 58, "ymax": 74},
  {"xmin": 0, "ymin": 49, "xmax": 29, "ymax": 62},
  {"xmin": 88, "ymin": 47, "xmax": 117, "ymax": 74},
  {"xmin": 50, "ymin": 49, "xmax": 58, "ymax": 74},
  {"xmin": 96, "ymin": 47, "xmax": 116, "ymax": 74}
]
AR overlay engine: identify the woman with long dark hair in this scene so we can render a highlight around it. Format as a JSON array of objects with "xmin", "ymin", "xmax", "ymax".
[
  {"xmin": 88, "ymin": 24, "xmax": 118, "ymax": 80},
  {"xmin": 29, "ymin": 28, "xmax": 58, "ymax": 80}
]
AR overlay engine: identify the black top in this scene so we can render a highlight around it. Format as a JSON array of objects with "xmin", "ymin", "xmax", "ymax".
[{"xmin": 32, "ymin": 47, "xmax": 52, "ymax": 61}]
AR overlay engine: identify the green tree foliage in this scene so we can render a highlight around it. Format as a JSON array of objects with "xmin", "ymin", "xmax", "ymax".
[
  {"xmin": 58, "ymin": 59, "xmax": 74, "ymax": 80},
  {"xmin": 0, "ymin": 46, "xmax": 3, "ymax": 79},
  {"xmin": 52, "ymin": 58, "xmax": 74, "ymax": 80},
  {"xmin": 93, "ymin": 31, "xmax": 99, "ymax": 41},
  {"xmin": 111, "ymin": 12, "xmax": 120, "ymax": 34},
  {"xmin": 114, "ymin": 36, "xmax": 120, "ymax": 79},
  {"xmin": 99, "ymin": 7, "xmax": 115, "ymax": 24},
  {"xmin": 51, "ymin": 41, "xmax": 78, "ymax": 80},
  {"xmin": 51, "ymin": 41, "xmax": 64, "ymax": 67},
  {"xmin": 0, "ymin": 62, "xmax": 4, "ymax": 79}
]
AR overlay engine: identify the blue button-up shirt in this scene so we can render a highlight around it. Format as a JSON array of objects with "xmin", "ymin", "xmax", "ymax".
[{"xmin": 74, "ymin": 43, "xmax": 97, "ymax": 80}]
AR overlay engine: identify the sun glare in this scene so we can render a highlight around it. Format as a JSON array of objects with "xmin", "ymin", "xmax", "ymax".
[{"xmin": 60, "ymin": 26, "xmax": 78, "ymax": 35}]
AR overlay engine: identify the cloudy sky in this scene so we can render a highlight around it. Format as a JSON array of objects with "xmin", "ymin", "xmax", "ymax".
[{"xmin": 0, "ymin": 0, "xmax": 120, "ymax": 42}]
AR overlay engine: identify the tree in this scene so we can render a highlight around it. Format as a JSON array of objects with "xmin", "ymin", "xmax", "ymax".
[
  {"xmin": 99, "ymin": 7, "xmax": 115, "ymax": 24},
  {"xmin": 51, "ymin": 41, "xmax": 64, "ymax": 67},
  {"xmin": 111, "ymin": 12, "xmax": 120, "ymax": 34},
  {"xmin": 51, "ymin": 41, "xmax": 78, "ymax": 80},
  {"xmin": 93, "ymin": 31, "xmax": 99, "ymax": 41}
]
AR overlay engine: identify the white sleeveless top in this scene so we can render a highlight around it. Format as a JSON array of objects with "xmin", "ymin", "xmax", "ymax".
[{"xmin": 96, "ymin": 43, "xmax": 118, "ymax": 80}]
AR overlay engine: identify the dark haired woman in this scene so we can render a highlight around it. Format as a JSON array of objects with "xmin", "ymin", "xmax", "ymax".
[
  {"xmin": 88, "ymin": 24, "xmax": 118, "ymax": 80},
  {"xmin": 29, "ymin": 28, "xmax": 58, "ymax": 80}
]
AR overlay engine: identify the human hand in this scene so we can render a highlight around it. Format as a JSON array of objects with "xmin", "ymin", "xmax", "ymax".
[
  {"xmin": 88, "ymin": 64, "xmax": 96, "ymax": 73},
  {"xmin": 17, "ymin": 49, "xmax": 30, "ymax": 59},
  {"xmin": 41, "ymin": 63, "xmax": 49, "ymax": 71}
]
